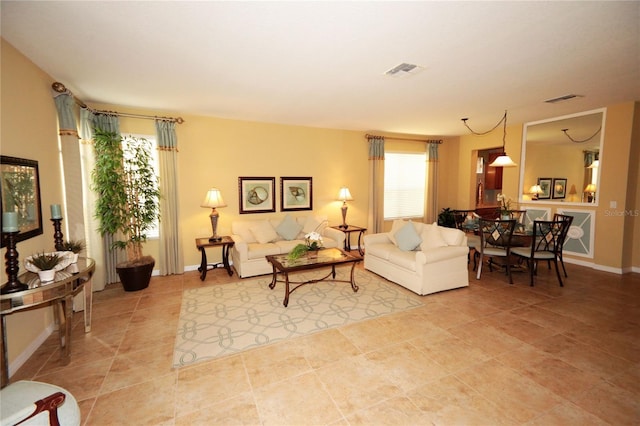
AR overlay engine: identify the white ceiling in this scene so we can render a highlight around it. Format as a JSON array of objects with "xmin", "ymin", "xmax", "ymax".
[{"xmin": 2, "ymin": 1, "xmax": 639, "ymax": 136}]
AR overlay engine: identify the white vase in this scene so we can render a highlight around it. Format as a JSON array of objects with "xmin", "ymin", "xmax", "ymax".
[{"xmin": 37, "ymin": 269, "xmax": 56, "ymax": 283}]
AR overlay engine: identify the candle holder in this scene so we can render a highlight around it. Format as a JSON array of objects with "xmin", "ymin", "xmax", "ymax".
[
  {"xmin": 51, "ymin": 218, "xmax": 64, "ymax": 251},
  {"xmin": 2, "ymin": 231, "xmax": 27, "ymax": 294}
]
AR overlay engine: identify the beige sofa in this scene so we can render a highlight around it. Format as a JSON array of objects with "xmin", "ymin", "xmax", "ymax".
[
  {"xmin": 230, "ymin": 214, "xmax": 345, "ymax": 278},
  {"xmin": 363, "ymin": 220, "xmax": 469, "ymax": 295}
]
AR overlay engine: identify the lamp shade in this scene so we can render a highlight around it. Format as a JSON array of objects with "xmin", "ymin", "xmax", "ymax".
[
  {"xmin": 489, "ymin": 154, "xmax": 517, "ymax": 167},
  {"xmin": 337, "ymin": 187, "xmax": 353, "ymax": 201},
  {"xmin": 584, "ymin": 184, "xmax": 597, "ymax": 193},
  {"xmin": 568, "ymin": 184, "xmax": 577, "ymax": 195},
  {"xmin": 201, "ymin": 188, "xmax": 227, "ymax": 208},
  {"xmin": 528, "ymin": 185, "xmax": 543, "ymax": 195}
]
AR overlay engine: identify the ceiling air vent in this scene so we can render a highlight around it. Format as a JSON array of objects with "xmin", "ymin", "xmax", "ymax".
[
  {"xmin": 544, "ymin": 94, "xmax": 583, "ymax": 104},
  {"xmin": 384, "ymin": 63, "xmax": 423, "ymax": 78}
]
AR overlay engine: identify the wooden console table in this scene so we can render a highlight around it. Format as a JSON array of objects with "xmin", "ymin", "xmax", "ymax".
[{"xmin": 0, "ymin": 257, "xmax": 95, "ymax": 388}]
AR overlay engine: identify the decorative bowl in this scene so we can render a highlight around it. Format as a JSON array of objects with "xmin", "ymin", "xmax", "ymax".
[{"xmin": 24, "ymin": 251, "xmax": 74, "ymax": 273}]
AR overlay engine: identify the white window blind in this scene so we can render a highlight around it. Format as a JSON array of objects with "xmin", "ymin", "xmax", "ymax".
[{"xmin": 384, "ymin": 152, "xmax": 426, "ymax": 219}]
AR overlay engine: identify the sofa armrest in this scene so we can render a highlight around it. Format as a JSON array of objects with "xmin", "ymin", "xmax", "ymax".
[
  {"xmin": 416, "ymin": 246, "xmax": 469, "ymax": 264},
  {"xmin": 322, "ymin": 227, "xmax": 345, "ymax": 246},
  {"xmin": 363, "ymin": 232, "xmax": 392, "ymax": 246},
  {"xmin": 230, "ymin": 234, "xmax": 248, "ymax": 261}
]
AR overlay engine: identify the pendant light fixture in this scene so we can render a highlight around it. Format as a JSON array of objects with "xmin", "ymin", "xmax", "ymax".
[{"xmin": 462, "ymin": 110, "xmax": 517, "ymax": 167}]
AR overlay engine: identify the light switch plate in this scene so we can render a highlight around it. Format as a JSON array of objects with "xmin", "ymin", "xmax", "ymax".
[{"xmin": 610, "ymin": 201, "xmax": 617, "ymax": 208}]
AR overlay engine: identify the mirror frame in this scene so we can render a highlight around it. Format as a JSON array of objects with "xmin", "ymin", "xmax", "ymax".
[
  {"xmin": 519, "ymin": 107, "xmax": 606, "ymax": 207},
  {"xmin": 1, "ymin": 155, "xmax": 44, "ymax": 247}
]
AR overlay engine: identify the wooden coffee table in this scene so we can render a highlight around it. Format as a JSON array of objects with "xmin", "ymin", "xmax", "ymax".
[{"xmin": 266, "ymin": 247, "xmax": 362, "ymax": 307}]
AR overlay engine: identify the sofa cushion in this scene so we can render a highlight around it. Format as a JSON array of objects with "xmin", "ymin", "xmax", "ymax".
[
  {"xmin": 437, "ymin": 223, "xmax": 465, "ymax": 246},
  {"xmin": 420, "ymin": 223, "xmax": 449, "ymax": 251},
  {"xmin": 388, "ymin": 249, "xmax": 418, "ymax": 271},
  {"xmin": 365, "ymin": 242, "xmax": 395, "ymax": 260},
  {"xmin": 303, "ymin": 216, "xmax": 327, "ymax": 234},
  {"xmin": 276, "ymin": 214, "xmax": 303, "ymax": 240},
  {"xmin": 232, "ymin": 221, "xmax": 257, "ymax": 244},
  {"xmin": 395, "ymin": 221, "xmax": 422, "ymax": 251},
  {"xmin": 250, "ymin": 221, "xmax": 279, "ymax": 244},
  {"xmin": 247, "ymin": 243, "xmax": 282, "ymax": 259}
]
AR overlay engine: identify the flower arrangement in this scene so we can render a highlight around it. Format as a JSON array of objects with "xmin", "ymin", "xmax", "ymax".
[
  {"xmin": 287, "ymin": 232, "xmax": 324, "ymax": 261},
  {"xmin": 305, "ymin": 231, "xmax": 323, "ymax": 250},
  {"xmin": 497, "ymin": 193, "xmax": 512, "ymax": 215}
]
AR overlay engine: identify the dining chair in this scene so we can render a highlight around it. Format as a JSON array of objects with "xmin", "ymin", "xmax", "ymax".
[
  {"xmin": 476, "ymin": 218, "xmax": 516, "ymax": 283},
  {"xmin": 453, "ymin": 209, "xmax": 480, "ymax": 270},
  {"xmin": 511, "ymin": 219, "xmax": 566, "ymax": 287},
  {"xmin": 553, "ymin": 213, "xmax": 574, "ymax": 277}
]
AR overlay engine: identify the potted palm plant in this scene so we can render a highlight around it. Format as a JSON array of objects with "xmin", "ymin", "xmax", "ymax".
[
  {"xmin": 61, "ymin": 239, "xmax": 85, "ymax": 263},
  {"xmin": 91, "ymin": 128, "xmax": 160, "ymax": 291}
]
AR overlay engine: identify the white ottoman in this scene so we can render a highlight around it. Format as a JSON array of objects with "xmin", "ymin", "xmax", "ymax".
[{"xmin": 0, "ymin": 380, "xmax": 80, "ymax": 426}]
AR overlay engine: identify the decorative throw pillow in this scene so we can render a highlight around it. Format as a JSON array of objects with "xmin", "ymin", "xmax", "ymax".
[
  {"xmin": 420, "ymin": 223, "xmax": 449, "ymax": 251},
  {"xmin": 276, "ymin": 214, "xmax": 303, "ymax": 241},
  {"xmin": 250, "ymin": 221, "xmax": 278, "ymax": 244},
  {"xmin": 303, "ymin": 216, "xmax": 326, "ymax": 234},
  {"xmin": 389, "ymin": 219, "xmax": 407, "ymax": 246},
  {"xmin": 394, "ymin": 221, "xmax": 422, "ymax": 251}
]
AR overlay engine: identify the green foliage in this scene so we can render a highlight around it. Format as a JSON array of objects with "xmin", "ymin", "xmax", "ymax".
[
  {"xmin": 61, "ymin": 239, "xmax": 85, "ymax": 253},
  {"xmin": 30, "ymin": 252, "xmax": 62, "ymax": 270},
  {"xmin": 91, "ymin": 129, "xmax": 160, "ymax": 263},
  {"xmin": 287, "ymin": 244, "xmax": 309, "ymax": 261},
  {"xmin": 437, "ymin": 207, "xmax": 456, "ymax": 228}
]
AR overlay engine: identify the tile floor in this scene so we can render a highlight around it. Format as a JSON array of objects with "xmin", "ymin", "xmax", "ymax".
[{"xmin": 10, "ymin": 261, "xmax": 640, "ymax": 425}]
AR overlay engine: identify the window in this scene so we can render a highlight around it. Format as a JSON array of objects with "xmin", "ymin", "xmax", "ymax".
[
  {"xmin": 122, "ymin": 134, "xmax": 160, "ymax": 239},
  {"xmin": 384, "ymin": 152, "xmax": 426, "ymax": 219}
]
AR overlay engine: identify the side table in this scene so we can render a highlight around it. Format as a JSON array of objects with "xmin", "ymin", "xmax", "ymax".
[
  {"xmin": 196, "ymin": 237, "xmax": 235, "ymax": 280},
  {"xmin": 330, "ymin": 225, "xmax": 366, "ymax": 256}
]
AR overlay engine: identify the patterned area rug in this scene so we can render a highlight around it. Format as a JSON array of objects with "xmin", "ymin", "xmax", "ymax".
[{"xmin": 173, "ymin": 269, "xmax": 422, "ymax": 367}]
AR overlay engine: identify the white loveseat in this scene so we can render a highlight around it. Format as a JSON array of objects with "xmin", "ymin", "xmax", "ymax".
[
  {"xmin": 364, "ymin": 220, "xmax": 469, "ymax": 295},
  {"xmin": 230, "ymin": 214, "xmax": 345, "ymax": 278}
]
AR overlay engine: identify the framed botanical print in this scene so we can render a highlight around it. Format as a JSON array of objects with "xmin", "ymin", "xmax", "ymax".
[
  {"xmin": 537, "ymin": 177, "xmax": 552, "ymax": 199},
  {"xmin": 552, "ymin": 178, "xmax": 567, "ymax": 199},
  {"xmin": 1, "ymin": 156, "xmax": 43, "ymax": 247},
  {"xmin": 280, "ymin": 177, "xmax": 313, "ymax": 211},
  {"xmin": 238, "ymin": 177, "xmax": 275, "ymax": 214}
]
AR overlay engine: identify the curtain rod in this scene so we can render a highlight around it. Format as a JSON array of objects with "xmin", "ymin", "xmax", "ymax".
[
  {"xmin": 366, "ymin": 134, "xmax": 443, "ymax": 144},
  {"xmin": 51, "ymin": 82, "xmax": 185, "ymax": 124}
]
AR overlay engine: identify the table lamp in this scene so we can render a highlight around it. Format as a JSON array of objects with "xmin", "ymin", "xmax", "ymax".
[
  {"xmin": 528, "ymin": 185, "xmax": 543, "ymax": 200},
  {"xmin": 337, "ymin": 187, "xmax": 353, "ymax": 229},
  {"xmin": 201, "ymin": 188, "xmax": 227, "ymax": 241},
  {"xmin": 584, "ymin": 183, "xmax": 597, "ymax": 203}
]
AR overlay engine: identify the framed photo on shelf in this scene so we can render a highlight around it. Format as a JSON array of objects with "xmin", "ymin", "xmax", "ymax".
[
  {"xmin": 537, "ymin": 177, "xmax": 552, "ymax": 199},
  {"xmin": 280, "ymin": 177, "xmax": 313, "ymax": 211},
  {"xmin": 238, "ymin": 177, "xmax": 275, "ymax": 214},
  {"xmin": 552, "ymin": 178, "xmax": 567, "ymax": 199},
  {"xmin": 1, "ymin": 155, "xmax": 43, "ymax": 248}
]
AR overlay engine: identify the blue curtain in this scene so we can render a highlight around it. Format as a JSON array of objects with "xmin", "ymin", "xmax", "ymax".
[
  {"xmin": 367, "ymin": 136, "xmax": 385, "ymax": 233},
  {"xmin": 155, "ymin": 120, "xmax": 184, "ymax": 275}
]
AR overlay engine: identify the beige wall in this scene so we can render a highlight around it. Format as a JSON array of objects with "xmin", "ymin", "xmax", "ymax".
[
  {"xmin": 522, "ymin": 144, "xmax": 585, "ymax": 201},
  {"xmin": 1, "ymin": 40, "xmax": 62, "ymax": 365}
]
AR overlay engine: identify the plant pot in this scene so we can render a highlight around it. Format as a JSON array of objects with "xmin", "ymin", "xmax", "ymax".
[
  {"xmin": 37, "ymin": 269, "xmax": 56, "ymax": 283},
  {"xmin": 116, "ymin": 257, "xmax": 155, "ymax": 292}
]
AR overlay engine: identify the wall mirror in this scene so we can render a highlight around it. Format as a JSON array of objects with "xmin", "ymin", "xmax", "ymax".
[
  {"xmin": 519, "ymin": 108, "xmax": 605, "ymax": 206},
  {"xmin": 0, "ymin": 155, "xmax": 43, "ymax": 247}
]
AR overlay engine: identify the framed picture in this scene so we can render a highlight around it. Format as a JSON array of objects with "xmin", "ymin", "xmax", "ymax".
[
  {"xmin": 1, "ymin": 156, "xmax": 43, "ymax": 247},
  {"xmin": 238, "ymin": 177, "xmax": 275, "ymax": 214},
  {"xmin": 552, "ymin": 178, "xmax": 567, "ymax": 199},
  {"xmin": 537, "ymin": 177, "xmax": 552, "ymax": 199},
  {"xmin": 280, "ymin": 177, "xmax": 313, "ymax": 211}
]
